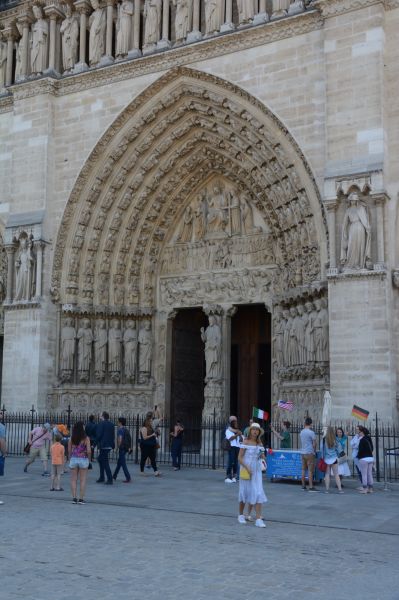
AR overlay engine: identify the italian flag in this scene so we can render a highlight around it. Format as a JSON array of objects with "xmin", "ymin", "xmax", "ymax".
[{"xmin": 252, "ymin": 407, "xmax": 269, "ymax": 421}]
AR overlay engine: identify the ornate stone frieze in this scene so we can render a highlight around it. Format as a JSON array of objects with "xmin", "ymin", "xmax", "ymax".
[
  {"xmin": 46, "ymin": 388, "xmax": 154, "ymax": 414},
  {"xmin": 312, "ymin": 0, "xmax": 383, "ymax": 17}
]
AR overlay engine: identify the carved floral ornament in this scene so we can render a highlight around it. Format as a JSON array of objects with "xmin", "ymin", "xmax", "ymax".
[{"xmin": 51, "ymin": 68, "xmax": 328, "ymax": 309}]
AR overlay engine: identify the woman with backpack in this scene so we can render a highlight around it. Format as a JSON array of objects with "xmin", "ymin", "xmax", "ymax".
[
  {"xmin": 322, "ymin": 426, "xmax": 344, "ymax": 494},
  {"xmin": 357, "ymin": 426, "xmax": 374, "ymax": 494},
  {"xmin": 139, "ymin": 414, "xmax": 161, "ymax": 476},
  {"xmin": 113, "ymin": 417, "xmax": 132, "ymax": 483}
]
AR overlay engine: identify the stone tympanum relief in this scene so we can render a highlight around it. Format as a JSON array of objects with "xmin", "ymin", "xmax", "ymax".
[
  {"xmin": 31, "ymin": 4, "xmax": 48, "ymax": 75},
  {"xmin": 60, "ymin": 5, "xmax": 79, "ymax": 73},
  {"xmin": 173, "ymin": 0, "xmax": 193, "ymax": 44},
  {"xmin": 340, "ymin": 191, "xmax": 371, "ymax": 271},
  {"xmin": 116, "ymin": 0, "xmax": 134, "ymax": 58},
  {"xmin": 89, "ymin": 0, "xmax": 106, "ymax": 66},
  {"xmin": 14, "ymin": 234, "xmax": 35, "ymax": 302}
]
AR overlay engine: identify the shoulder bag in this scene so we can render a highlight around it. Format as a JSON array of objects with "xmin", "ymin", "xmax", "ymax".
[{"xmin": 24, "ymin": 429, "xmax": 48, "ymax": 454}]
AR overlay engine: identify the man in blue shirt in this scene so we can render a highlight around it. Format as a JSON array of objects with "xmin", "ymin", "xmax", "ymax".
[{"xmin": 96, "ymin": 411, "xmax": 115, "ymax": 485}]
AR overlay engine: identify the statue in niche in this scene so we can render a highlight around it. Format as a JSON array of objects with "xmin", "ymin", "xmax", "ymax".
[
  {"xmin": 89, "ymin": 0, "xmax": 106, "ymax": 66},
  {"xmin": 173, "ymin": 0, "xmax": 193, "ymax": 43},
  {"xmin": 240, "ymin": 193, "xmax": 257, "ymax": 234},
  {"xmin": 123, "ymin": 320, "xmax": 138, "ymax": 382},
  {"xmin": 237, "ymin": 0, "xmax": 255, "ymax": 24},
  {"xmin": 193, "ymin": 193, "xmax": 207, "ymax": 241},
  {"xmin": 392, "ymin": 270, "xmax": 399, "ymax": 289},
  {"xmin": 204, "ymin": 0, "xmax": 222, "ymax": 35},
  {"xmin": 138, "ymin": 320, "xmax": 152, "ymax": 383},
  {"xmin": 288, "ymin": 306, "xmax": 300, "ymax": 367},
  {"xmin": 31, "ymin": 5, "xmax": 48, "ymax": 74},
  {"xmin": 228, "ymin": 192, "xmax": 241, "ymax": 236},
  {"xmin": 207, "ymin": 185, "xmax": 227, "ymax": 234},
  {"xmin": 60, "ymin": 318, "xmax": 76, "ymax": 381},
  {"xmin": 94, "ymin": 319, "xmax": 107, "ymax": 382},
  {"xmin": 77, "ymin": 319, "xmax": 93, "ymax": 382},
  {"xmin": 295, "ymin": 304, "xmax": 307, "ymax": 365},
  {"xmin": 340, "ymin": 191, "xmax": 371, "ymax": 270},
  {"xmin": 304, "ymin": 301, "xmax": 316, "ymax": 364},
  {"xmin": 314, "ymin": 298, "xmax": 329, "ymax": 362},
  {"xmin": 201, "ymin": 315, "xmax": 222, "ymax": 382},
  {"xmin": 14, "ymin": 236, "xmax": 35, "ymax": 302},
  {"xmin": 178, "ymin": 206, "xmax": 194, "ymax": 243},
  {"xmin": 0, "ymin": 39, "xmax": 6, "ymax": 89},
  {"xmin": 108, "ymin": 319, "xmax": 122, "ymax": 382},
  {"xmin": 116, "ymin": 0, "xmax": 133, "ymax": 57},
  {"xmin": 282, "ymin": 308, "xmax": 291, "ymax": 367},
  {"xmin": 14, "ymin": 23, "xmax": 23, "ymax": 81},
  {"xmin": 143, "ymin": 0, "xmax": 162, "ymax": 46},
  {"xmin": 273, "ymin": 310, "xmax": 284, "ymax": 370},
  {"xmin": 60, "ymin": 4, "xmax": 79, "ymax": 72}
]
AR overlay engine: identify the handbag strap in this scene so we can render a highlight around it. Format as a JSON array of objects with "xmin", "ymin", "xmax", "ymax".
[{"xmin": 30, "ymin": 429, "xmax": 48, "ymax": 445}]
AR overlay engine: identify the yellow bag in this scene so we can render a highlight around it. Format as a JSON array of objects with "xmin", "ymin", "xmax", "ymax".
[{"xmin": 240, "ymin": 466, "xmax": 251, "ymax": 480}]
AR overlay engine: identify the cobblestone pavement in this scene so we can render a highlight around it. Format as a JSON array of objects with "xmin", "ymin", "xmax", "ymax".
[{"xmin": 1, "ymin": 458, "xmax": 398, "ymax": 600}]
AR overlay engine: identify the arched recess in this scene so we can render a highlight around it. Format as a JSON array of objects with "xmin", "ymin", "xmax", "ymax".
[
  {"xmin": 51, "ymin": 66, "xmax": 328, "ymax": 310},
  {"xmin": 52, "ymin": 68, "xmax": 328, "ymax": 416}
]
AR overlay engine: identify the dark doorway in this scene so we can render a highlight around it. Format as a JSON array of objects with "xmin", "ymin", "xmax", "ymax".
[
  {"xmin": 230, "ymin": 305, "xmax": 271, "ymax": 425},
  {"xmin": 170, "ymin": 309, "xmax": 207, "ymax": 447}
]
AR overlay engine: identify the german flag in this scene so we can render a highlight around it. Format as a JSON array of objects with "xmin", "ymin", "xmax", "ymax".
[{"xmin": 351, "ymin": 405, "xmax": 369, "ymax": 421}]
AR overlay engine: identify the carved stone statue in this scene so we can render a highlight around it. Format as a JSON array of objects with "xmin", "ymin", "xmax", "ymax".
[
  {"xmin": 77, "ymin": 319, "xmax": 93, "ymax": 381},
  {"xmin": 240, "ymin": 193, "xmax": 256, "ymax": 233},
  {"xmin": 0, "ymin": 39, "xmax": 6, "ymax": 89},
  {"xmin": 108, "ymin": 319, "xmax": 122, "ymax": 381},
  {"xmin": 204, "ymin": 0, "xmax": 222, "ymax": 35},
  {"xmin": 143, "ymin": 0, "xmax": 162, "ymax": 46},
  {"xmin": 193, "ymin": 193, "xmax": 207, "ymax": 241},
  {"xmin": 89, "ymin": 0, "xmax": 106, "ymax": 66},
  {"xmin": 314, "ymin": 298, "xmax": 329, "ymax": 362},
  {"xmin": 60, "ymin": 318, "xmax": 76, "ymax": 381},
  {"xmin": 14, "ymin": 23, "xmax": 23, "ymax": 81},
  {"xmin": 288, "ymin": 306, "xmax": 299, "ymax": 367},
  {"xmin": 273, "ymin": 310, "xmax": 284, "ymax": 370},
  {"xmin": 60, "ymin": 4, "xmax": 79, "ymax": 72},
  {"xmin": 14, "ymin": 237, "xmax": 35, "ymax": 302},
  {"xmin": 304, "ymin": 301, "xmax": 316, "ymax": 364},
  {"xmin": 282, "ymin": 308, "xmax": 290, "ymax": 367},
  {"xmin": 296, "ymin": 304, "xmax": 307, "ymax": 365},
  {"xmin": 207, "ymin": 185, "xmax": 227, "ymax": 234},
  {"xmin": 201, "ymin": 315, "xmax": 222, "ymax": 382},
  {"xmin": 138, "ymin": 320, "xmax": 152, "ymax": 382},
  {"xmin": 392, "ymin": 269, "xmax": 399, "ymax": 288},
  {"xmin": 94, "ymin": 319, "xmax": 107, "ymax": 382},
  {"xmin": 123, "ymin": 319, "xmax": 138, "ymax": 382},
  {"xmin": 237, "ymin": 0, "xmax": 255, "ymax": 24},
  {"xmin": 31, "ymin": 5, "xmax": 49, "ymax": 74},
  {"xmin": 116, "ymin": 0, "xmax": 134, "ymax": 57},
  {"xmin": 340, "ymin": 191, "xmax": 371, "ymax": 270},
  {"xmin": 178, "ymin": 206, "xmax": 194, "ymax": 242},
  {"xmin": 173, "ymin": 0, "xmax": 193, "ymax": 43}
]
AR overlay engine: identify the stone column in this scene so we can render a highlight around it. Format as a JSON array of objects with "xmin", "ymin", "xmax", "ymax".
[
  {"xmin": 17, "ymin": 14, "xmax": 32, "ymax": 80},
  {"xmin": 271, "ymin": 0, "xmax": 289, "ymax": 20},
  {"xmin": 254, "ymin": 0, "xmax": 269, "ymax": 24},
  {"xmin": 187, "ymin": 0, "xmax": 202, "ymax": 43},
  {"xmin": 221, "ymin": 0, "xmax": 234, "ymax": 32},
  {"xmin": 34, "ymin": 241, "xmax": 45, "ymax": 300},
  {"xmin": 128, "ymin": 0, "xmax": 142, "ymax": 58},
  {"xmin": 3, "ymin": 27, "xmax": 17, "ymax": 87},
  {"xmin": 74, "ymin": 0, "xmax": 91, "ymax": 72},
  {"xmin": 374, "ymin": 196, "xmax": 386, "ymax": 268},
  {"xmin": 4, "ymin": 245, "xmax": 15, "ymax": 304},
  {"xmin": 325, "ymin": 200, "xmax": 338, "ymax": 273},
  {"xmin": 158, "ymin": 0, "xmax": 171, "ymax": 49},
  {"xmin": 103, "ymin": 0, "xmax": 115, "ymax": 64},
  {"xmin": 44, "ymin": 5, "xmax": 64, "ymax": 75}
]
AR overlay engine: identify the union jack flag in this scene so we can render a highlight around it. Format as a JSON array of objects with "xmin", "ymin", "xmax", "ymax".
[{"xmin": 278, "ymin": 399, "xmax": 294, "ymax": 412}]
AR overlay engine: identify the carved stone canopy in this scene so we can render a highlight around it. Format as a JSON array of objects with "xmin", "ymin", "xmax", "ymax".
[{"xmin": 51, "ymin": 67, "xmax": 328, "ymax": 309}]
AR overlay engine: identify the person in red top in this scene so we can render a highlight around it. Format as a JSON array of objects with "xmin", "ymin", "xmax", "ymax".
[{"xmin": 50, "ymin": 434, "xmax": 65, "ymax": 491}]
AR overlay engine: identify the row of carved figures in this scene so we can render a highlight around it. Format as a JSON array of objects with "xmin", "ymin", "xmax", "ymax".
[
  {"xmin": 273, "ymin": 297, "xmax": 329, "ymax": 377},
  {"xmin": 0, "ymin": 1, "xmax": 307, "ymax": 87},
  {"xmin": 60, "ymin": 316, "xmax": 153, "ymax": 385}
]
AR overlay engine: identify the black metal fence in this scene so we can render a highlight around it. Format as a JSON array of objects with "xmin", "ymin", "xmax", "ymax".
[{"xmin": 1, "ymin": 406, "xmax": 398, "ymax": 482}]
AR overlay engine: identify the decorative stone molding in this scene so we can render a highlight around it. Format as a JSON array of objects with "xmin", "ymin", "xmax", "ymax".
[
  {"xmin": 47, "ymin": 388, "xmax": 154, "ymax": 414},
  {"xmin": 50, "ymin": 67, "xmax": 328, "ymax": 311},
  {"xmin": 312, "ymin": 0, "xmax": 383, "ymax": 17}
]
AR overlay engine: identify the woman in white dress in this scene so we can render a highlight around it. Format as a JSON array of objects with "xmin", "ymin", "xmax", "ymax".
[{"xmin": 237, "ymin": 423, "xmax": 267, "ymax": 528}]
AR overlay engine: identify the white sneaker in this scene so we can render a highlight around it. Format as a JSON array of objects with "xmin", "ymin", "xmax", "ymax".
[
  {"xmin": 255, "ymin": 519, "xmax": 266, "ymax": 528},
  {"xmin": 231, "ymin": 477, "xmax": 237, "ymax": 483},
  {"xmin": 238, "ymin": 515, "xmax": 246, "ymax": 524},
  {"xmin": 225, "ymin": 478, "xmax": 233, "ymax": 483}
]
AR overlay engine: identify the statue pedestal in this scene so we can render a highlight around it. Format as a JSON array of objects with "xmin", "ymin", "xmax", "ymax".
[
  {"xmin": 253, "ymin": 12, "xmax": 269, "ymax": 25},
  {"xmin": 127, "ymin": 48, "xmax": 142, "ymax": 59},
  {"xmin": 74, "ymin": 61, "xmax": 89, "ymax": 73},
  {"xmin": 201, "ymin": 381, "xmax": 224, "ymax": 454},
  {"xmin": 288, "ymin": 1, "xmax": 305, "ymax": 15},
  {"xmin": 157, "ymin": 38, "xmax": 172, "ymax": 51},
  {"xmin": 186, "ymin": 30, "xmax": 202, "ymax": 43},
  {"xmin": 220, "ymin": 22, "xmax": 235, "ymax": 33}
]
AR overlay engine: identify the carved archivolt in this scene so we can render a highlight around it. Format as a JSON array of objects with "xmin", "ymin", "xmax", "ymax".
[{"xmin": 51, "ymin": 67, "xmax": 328, "ymax": 309}]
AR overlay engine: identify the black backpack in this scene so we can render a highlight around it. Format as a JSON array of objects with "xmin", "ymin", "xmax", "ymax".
[{"xmin": 121, "ymin": 428, "xmax": 132, "ymax": 451}]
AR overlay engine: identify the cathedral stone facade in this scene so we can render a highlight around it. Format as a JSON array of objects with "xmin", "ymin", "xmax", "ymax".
[{"xmin": 0, "ymin": 0, "xmax": 398, "ymax": 424}]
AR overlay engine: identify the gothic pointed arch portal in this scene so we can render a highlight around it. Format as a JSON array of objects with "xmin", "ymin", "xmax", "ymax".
[{"xmin": 51, "ymin": 67, "xmax": 330, "ymax": 421}]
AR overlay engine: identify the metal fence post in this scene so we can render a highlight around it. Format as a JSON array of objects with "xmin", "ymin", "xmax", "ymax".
[
  {"xmin": 212, "ymin": 408, "xmax": 216, "ymax": 470},
  {"xmin": 66, "ymin": 404, "xmax": 72, "ymax": 431},
  {"xmin": 375, "ymin": 412, "xmax": 380, "ymax": 482},
  {"xmin": 134, "ymin": 413, "xmax": 140, "ymax": 465},
  {"xmin": 30, "ymin": 405, "xmax": 36, "ymax": 430}
]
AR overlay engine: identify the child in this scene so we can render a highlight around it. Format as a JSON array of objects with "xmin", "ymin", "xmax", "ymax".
[{"xmin": 50, "ymin": 433, "xmax": 65, "ymax": 491}]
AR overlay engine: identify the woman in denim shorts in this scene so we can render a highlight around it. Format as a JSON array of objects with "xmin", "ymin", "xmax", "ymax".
[{"xmin": 68, "ymin": 422, "xmax": 91, "ymax": 504}]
